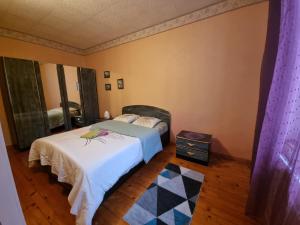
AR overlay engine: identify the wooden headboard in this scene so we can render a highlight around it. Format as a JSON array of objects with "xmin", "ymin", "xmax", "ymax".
[
  {"xmin": 68, "ymin": 101, "xmax": 81, "ymax": 110},
  {"xmin": 122, "ymin": 105, "xmax": 171, "ymax": 146},
  {"xmin": 60, "ymin": 101, "xmax": 81, "ymax": 110}
]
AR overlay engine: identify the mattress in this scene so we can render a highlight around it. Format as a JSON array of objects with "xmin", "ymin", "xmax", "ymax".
[{"xmin": 47, "ymin": 108, "xmax": 65, "ymax": 129}]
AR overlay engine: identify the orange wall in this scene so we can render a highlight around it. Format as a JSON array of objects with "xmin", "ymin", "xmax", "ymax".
[
  {"xmin": 85, "ymin": 2, "xmax": 268, "ymax": 160},
  {"xmin": 64, "ymin": 65, "xmax": 81, "ymax": 104},
  {"xmin": 40, "ymin": 63, "xmax": 61, "ymax": 110},
  {"xmin": 0, "ymin": 37, "xmax": 86, "ymax": 145},
  {"xmin": 0, "ymin": 37, "xmax": 85, "ymax": 66},
  {"xmin": 40, "ymin": 64, "xmax": 81, "ymax": 110},
  {"xmin": 0, "ymin": 3, "xmax": 268, "ymax": 159}
]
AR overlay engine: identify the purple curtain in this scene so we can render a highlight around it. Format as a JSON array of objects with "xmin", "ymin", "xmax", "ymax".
[
  {"xmin": 251, "ymin": 0, "xmax": 281, "ymax": 172},
  {"xmin": 247, "ymin": 0, "xmax": 300, "ymax": 224}
]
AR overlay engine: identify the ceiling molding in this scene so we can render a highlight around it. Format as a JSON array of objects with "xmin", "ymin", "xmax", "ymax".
[
  {"xmin": 0, "ymin": 27, "xmax": 82, "ymax": 55},
  {"xmin": 0, "ymin": 0, "xmax": 267, "ymax": 56},
  {"xmin": 84, "ymin": 0, "xmax": 267, "ymax": 55}
]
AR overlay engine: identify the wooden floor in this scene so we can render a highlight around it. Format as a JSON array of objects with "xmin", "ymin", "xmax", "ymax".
[{"xmin": 8, "ymin": 144, "xmax": 258, "ymax": 225}]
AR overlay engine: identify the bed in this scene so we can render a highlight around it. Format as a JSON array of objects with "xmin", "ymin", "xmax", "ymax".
[
  {"xmin": 29, "ymin": 105, "xmax": 170, "ymax": 225},
  {"xmin": 47, "ymin": 102, "xmax": 81, "ymax": 129}
]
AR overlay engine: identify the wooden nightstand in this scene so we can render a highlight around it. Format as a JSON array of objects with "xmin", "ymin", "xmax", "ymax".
[
  {"xmin": 72, "ymin": 116, "xmax": 86, "ymax": 127},
  {"xmin": 176, "ymin": 130, "xmax": 212, "ymax": 166},
  {"xmin": 72, "ymin": 117, "xmax": 105, "ymax": 127}
]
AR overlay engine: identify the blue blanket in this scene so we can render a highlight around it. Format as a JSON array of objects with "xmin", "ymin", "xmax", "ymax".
[{"xmin": 90, "ymin": 120, "xmax": 162, "ymax": 163}]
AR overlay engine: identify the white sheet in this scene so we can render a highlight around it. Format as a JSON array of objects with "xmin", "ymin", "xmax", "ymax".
[{"xmin": 28, "ymin": 126, "xmax": 143, "ymax": 225}]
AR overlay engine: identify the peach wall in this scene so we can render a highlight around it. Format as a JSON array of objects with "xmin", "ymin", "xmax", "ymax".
[
  {"xmin": 0, "ymin": 3, "xmax": 268, "ymax": 160},
  {"xmin": 85, "ymin": 2, "xmax": 269, "ymax": 160},
  {"xmin": 40, "ymin": 63, "xmax": 61, "ymax": 110},
  {"xmin": 0, "ymin": 37, "xmax": 85, "ymax": 66},
  {"xmin": 40, "ymin": 64, "xmax": 81, "ymax": 110},
  {"xmin": 0, "ymin": 37, "xmax": 86, "ymax": 145},
  {"xmin": 64, "ymin": 66, "xmax": 81, "ymax": 104}
]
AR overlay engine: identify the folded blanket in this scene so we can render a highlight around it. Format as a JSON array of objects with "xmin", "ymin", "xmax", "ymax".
[
  {"xmin": 80, "ymin": 129, "xmax": 109, "ymax": 139},
  {"xmin": 90, "ymin": 120, "xmax": 162, "ymax": 163},
  {"xmin": 80, "ymin": 130, "xmax": 100, "ymax": 139}
]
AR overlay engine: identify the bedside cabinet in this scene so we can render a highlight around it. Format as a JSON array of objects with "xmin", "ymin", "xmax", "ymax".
[
  {"xmin": 176, "ymin": 130, "xmax": 212, "ymax": 166},
  {"xmin": 72, "ymin": 116, "xmax": 86, "ymax": 128},
  {"xmin": 72, "ymin": 117, "xmax": 104, "ymax": 127}
]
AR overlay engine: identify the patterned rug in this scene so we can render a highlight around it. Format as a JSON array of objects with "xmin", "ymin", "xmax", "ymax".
[{"xmin": 124, "ymin": 163, "xmax": 204, "ymax": 225}]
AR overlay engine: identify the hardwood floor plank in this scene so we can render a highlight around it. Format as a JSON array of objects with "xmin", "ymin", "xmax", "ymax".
[{"xmin": 8, "ymin": 144, "xmax": 258, "ymax": 225}]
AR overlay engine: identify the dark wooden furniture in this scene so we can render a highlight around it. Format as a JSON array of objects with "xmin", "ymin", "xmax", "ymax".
[
  {"xmin": 57, "ymin": 64, "xmax": 72, "ymax": 130},
  {"xmin": 71, "ymin": 116, "xmax": 86, "ymax": 128},
  {"xmin": 72, "ymin": 117, "xmax": 103, "ymax": 128},
  {"xmin": 176, "ymin": 130, "xmax": 212, "ymax": 166},
  {"xmin": 77, "ymin": 67, "xmax": 100, "ymax": 126},
  {"xmin": 122, "ymin": 105, "xmax": 171, "ymax": 147},
  {"xmin": 57, "ymin": 65, "xmax": 100, "ymax": 129},
  {"xmin": 0, "ymin": 57, "xmax": 49, "ymax": 149},
  {"xmin": 0, "ymin": 56, "xmax": 100, "ymax": 149}
]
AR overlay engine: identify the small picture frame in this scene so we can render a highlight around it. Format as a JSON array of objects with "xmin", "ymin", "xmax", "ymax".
[
  {"xmin": 105, "ymin": 83, "xmax": 111, "ymax": 91},
  {"xmin": 104, "ymin": 71, "xmax": 110, "ymax": 78},
  {"xmin": 117, "ymin": 78, "xmax": 124, "ymax": 89}
]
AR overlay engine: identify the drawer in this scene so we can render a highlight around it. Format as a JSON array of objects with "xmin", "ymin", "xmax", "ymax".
[
  {"xmin": 176, "ymin": 147, "xmax": 209, "ymax": 162},
  {"xmin": 176, "ymin": 138, "xmax": 210, "ymax": 150},
  {"xmin": 176, "ymin": 143, "xmax": 210, "ymax": 152}
]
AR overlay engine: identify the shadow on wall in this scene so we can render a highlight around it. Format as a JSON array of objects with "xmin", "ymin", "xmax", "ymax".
[
  {"xmin": 209, "ymin": 138, "xmax": 241, "ymax": 166},
  {"xmin": 211, "ymin": 137, "xmax": 231, "ymax": 156}
]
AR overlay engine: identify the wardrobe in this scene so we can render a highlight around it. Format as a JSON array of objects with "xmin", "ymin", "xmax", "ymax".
[{"xmin": 0, "ymin": 57, "xmax": 99, "ymax": 149}]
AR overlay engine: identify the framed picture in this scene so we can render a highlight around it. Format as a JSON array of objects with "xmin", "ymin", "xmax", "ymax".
[
  {"xmin": 105, "ymin": 83, "xmax": 111, "ymax": 91},
  {"xmin": 104, "ymin": 71, "xmax": 110, "ymax": 78},
  {"xmin": 117, "ymin": 78, "xmax": 124, "ymax": 89}
]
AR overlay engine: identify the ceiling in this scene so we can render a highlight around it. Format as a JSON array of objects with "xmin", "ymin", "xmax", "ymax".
[{"xmin": 0, "ymin": 0, "xmax": 223, "ymax": 50}]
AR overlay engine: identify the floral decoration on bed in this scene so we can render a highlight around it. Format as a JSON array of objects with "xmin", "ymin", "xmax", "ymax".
[{"xmin": 80, "ymin": 129, "xmax": 109, "ymax": 145}]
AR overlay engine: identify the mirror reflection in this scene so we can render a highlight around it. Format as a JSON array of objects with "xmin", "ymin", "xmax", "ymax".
[
  {"xmin": 39, "ymin": 62, "xmax": 66, "ymax": 133},
  {"xmin": 64, "ymin": 65, "xmax": 83, "ymax": 128}
]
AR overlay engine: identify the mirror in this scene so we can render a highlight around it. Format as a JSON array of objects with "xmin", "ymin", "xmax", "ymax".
[
  {"xmin": 39, "ymin": 62, "xmax": 66, "ymax": 134},
  {"xmin": 1, "ymin": 55, "xmax": 99, "ymax": 148},
  {"xmin": 63, "ymin": 65, "xmax": 83, "ymax": 128}
]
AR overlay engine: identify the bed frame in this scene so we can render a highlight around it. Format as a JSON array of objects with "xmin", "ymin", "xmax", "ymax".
[
  {"xmin": 43, "ymin": 105, "xmax": 171, "ymax": 218},
  {"xmin": 122, "ymin": 105, "xmax": 171, "ymax": 147}
]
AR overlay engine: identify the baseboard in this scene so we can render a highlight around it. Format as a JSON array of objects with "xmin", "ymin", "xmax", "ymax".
[
  {"xmin": 169, "ymin": 143, "xmax": 252, "ymax": 165},
  {"xmin": 211, "ymin": 151, "xmax": 251, "ymax": 165}
]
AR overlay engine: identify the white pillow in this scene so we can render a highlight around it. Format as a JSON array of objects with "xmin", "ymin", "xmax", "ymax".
[
  {"xmin": 132, "ymin": 116, "xmax": 161, "ymax": 128},
  {"xmin": 153, "ymin": 122, "xmax": 168, "ymax": 135},
  {"xmin": 113, "ymin": 114, "xmax": 139, "ymax": 123}
]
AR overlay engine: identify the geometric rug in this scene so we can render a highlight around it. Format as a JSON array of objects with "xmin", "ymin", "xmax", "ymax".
[{"xmin": 123, "ymin": 163, "xmax": 204, "ymax": 225}]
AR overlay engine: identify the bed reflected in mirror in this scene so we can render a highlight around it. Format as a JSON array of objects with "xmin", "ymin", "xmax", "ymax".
[
  {"xmin": 63, "ymin": 65, "xmax": 83, "ymax": 128},
  {"xmin": 39, "ymin": 62, "xmax": 66, "ymax": 134}
]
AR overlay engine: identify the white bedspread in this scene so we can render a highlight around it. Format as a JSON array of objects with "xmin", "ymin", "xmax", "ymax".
[{"xmin": 28, "ymin": 126, "xmax": 143, "ymax": 225}]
